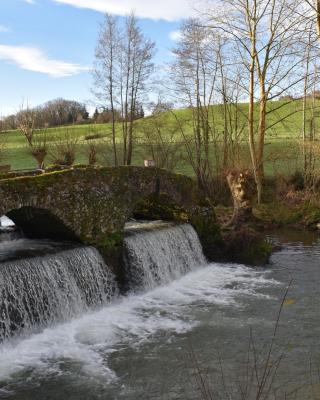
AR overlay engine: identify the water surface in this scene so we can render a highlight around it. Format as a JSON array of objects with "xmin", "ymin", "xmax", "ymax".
[{"xmin": 0, "ymin": 229, "xmax": 319, "ymax": 399}]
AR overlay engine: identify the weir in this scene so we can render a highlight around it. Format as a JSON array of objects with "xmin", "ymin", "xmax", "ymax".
[
  {"xmin": 123, "ymin": 222, "xmax": 206, "ymax": 290},
  {"xmin": 0, "ymin": 247, "xmax": 118, "ymax": 341},
  {"xmin": 0, "ymin": 222, "xmax": 206, "ymax": 341}
]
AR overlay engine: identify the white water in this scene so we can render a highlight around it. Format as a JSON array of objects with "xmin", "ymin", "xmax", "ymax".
[
  {"xmin": 123, "ymin": 223, "xmax": 206, "ymax": 290},
  {"xmin": 0, "ymin": 247, "xmax": 118, "ymax": 341},
  {"xmin": 0, "ymin": 223, "xmax": 205, "ymax": 342},
  {"xmin": 0, "ymin": 262, "xmax": 277, "ymax": 385}
]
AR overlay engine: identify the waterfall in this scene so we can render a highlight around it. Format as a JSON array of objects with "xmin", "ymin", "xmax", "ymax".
[
  {"xmin": 0, "ymin": 221, "xmax": 206, "ymax": 341},
  {"xmin": 0, "ymin": 247, "xmax": 118, "ymax": 341},
  {"xmin": 123, "ymin": 223, "xmax": 206, "ymax": 291}
]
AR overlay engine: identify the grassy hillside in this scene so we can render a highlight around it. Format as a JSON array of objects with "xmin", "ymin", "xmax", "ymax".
[{"xmin": 1, "ymin": 99, "xmax": 318, "ymax": 174}]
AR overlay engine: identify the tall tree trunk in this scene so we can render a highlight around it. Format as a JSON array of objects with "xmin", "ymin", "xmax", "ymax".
[
  {"xmin": 248, "ymin": 55, "xmax": 259, "ymax": 203},
  {"xmin": 317, "ymin": 0, "xmax": 320, "ymax": 39},
  {"xmin": 126, "ymin": 119, "xmax": 134, "ymax": 165},
  {"xmin": 109, "ymin": 52, "xmax": 118, "ymax": 167},
  {"xmin": 256, "ymin": 91, "xmax": 266, "ymax": 204}
]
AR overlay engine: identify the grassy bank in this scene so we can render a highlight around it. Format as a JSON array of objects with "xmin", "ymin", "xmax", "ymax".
[
  {"xmin": 1, "ymin": 99, "xmax": 318, "ymax": 173},
  {"xmin": 0, "ymin": 140, "xmax": 304, "ymax": 176}
]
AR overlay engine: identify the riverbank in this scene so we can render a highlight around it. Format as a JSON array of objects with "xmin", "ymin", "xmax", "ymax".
[{"xmin": 215, "ymin": 186, "xmax": 320, "ymax": 266}]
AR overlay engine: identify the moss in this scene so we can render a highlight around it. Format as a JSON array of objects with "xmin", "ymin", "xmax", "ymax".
[
  {"xmin": 45, "ymin": 164, "xmax": 71, "ymax": 172},
  {"xmin": 222, "ymin": 226, "xmax": 273, "ymax": 265},
  {"xmin": 241, "ymin": 239, "xmax": 273, "ymax": 265},
  {"xmin": 133, "ymin": 194, "xmax": 189, "ymax": 222},
  {"xmin": 98, "ymin": 232, "xmax": 124, "ymax": 249},
  {"xmin": 97, "ymin": 234, "xmax": 125, "ymax": 283},
  {"xmin": 190, "ymin": 212, "xmax": 223, "ymax": 260},
  {"xmin": 0, "ymin": 165, "xmax": 221, "ymax": 263}
]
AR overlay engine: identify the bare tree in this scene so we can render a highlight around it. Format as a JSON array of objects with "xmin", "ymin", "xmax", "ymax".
[
  {"xmin": 84, "ymin": 142, "xmax": 99, "ymax": 166},
  {"xmin": 303, "ymin": 0, "xmax": 320, "ymax": 39},
  {"xmin": 169, "ymin": 20, "xmax": 219, "ymax": 193},
  {"xmin": 17, "ymin": 103, "xmax": 48, "ymax": 169},
  {"xmin": 50, "ymin": 132, "xmax": 78, "ymax": 166},
  {"xmin": 94, "ymin": 14, "xmax": 120, "ymax": 166},
  {"xmin": 16, "ymin": 103, "xmax": 36, "ymax": 146},
  {"xmin": 142, "ymin": 101, "xmax": 183, "ymax": 171},
  {"xmin": 120, "ymin": 14, "xmax": 155, "ymax": 165},
  {"xmin": 93, "ymin": 13, "xmax": 155, "ymax": 166},
  {"xmin": 169, "ymin": 19, "xmax": 247, "ymax": 195},
  {"xmin": 29, "ymin": 133, "xmax": 47, "ymax": 170},
  {"xmin": 202, "ymin": 0, "xmax": 308, "ymax": 202}
]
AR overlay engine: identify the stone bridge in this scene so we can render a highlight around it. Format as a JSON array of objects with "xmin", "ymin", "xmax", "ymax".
[{"xmin": 0, "ymin": 166, "xmax": 220, "ymax": 259}]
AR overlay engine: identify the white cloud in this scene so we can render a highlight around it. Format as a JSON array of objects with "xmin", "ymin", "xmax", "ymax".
[
  {"xmin": 0, "ymin": 25, "xmax": 10, "ymax": 33},
  {"xmin": 0, "ymin": 44, "xmax": 90, "ymax": 77},
  {"xmin": 24, "ymin": 0, "xmax": 36, "ymax": 4},
  {"xmin": 52, "ymin": 0, "xmax": 194, "ymax": 21},
  {"xmin": 169, "ymin": 30, "xmax": 182, "ymax": 41}
]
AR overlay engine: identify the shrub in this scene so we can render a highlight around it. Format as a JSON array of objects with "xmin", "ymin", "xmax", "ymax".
[
  {"xmin": 50, "ymin": 131, "xmax": 78, "ymax": 166},
  {"xmin": 84, "ymin": 132, "xmax": 107, "ymax": 141}
]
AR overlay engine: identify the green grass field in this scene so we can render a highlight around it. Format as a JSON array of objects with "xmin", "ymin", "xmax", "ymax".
[{"xmin": 1, "ymin": 99, "xmax": 318, "ymax": 174}]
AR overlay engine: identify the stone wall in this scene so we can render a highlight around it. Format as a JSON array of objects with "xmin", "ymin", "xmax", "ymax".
[{"xmin": 0, "ymin": 166, "xmax": 220, "ymax": 260}]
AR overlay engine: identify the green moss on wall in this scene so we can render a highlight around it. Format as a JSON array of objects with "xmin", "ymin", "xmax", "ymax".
[{"xmin": 0, "ymin": 165, "xmax": 221, "ymax": 262}]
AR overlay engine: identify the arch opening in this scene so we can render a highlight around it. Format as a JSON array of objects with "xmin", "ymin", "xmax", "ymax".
[{"xmin": 6, "ymin": 207, "xmax": 80, "ymax": 242}]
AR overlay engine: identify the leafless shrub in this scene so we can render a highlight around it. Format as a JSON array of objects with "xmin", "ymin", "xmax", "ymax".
[
  {"xmin": 50, "ymin": 132, "xmax": 79, "ymax": 166},
  {"xmin": 99, "ymin": 138, "xmax": 117, "ymax": 166},
  {"xmin": 142, "ymin": 102, "xmax": 184, "ymax": 171},
  {"xmin": 84, "ymin": 143, "xmax": 99, "ymax": 165},
  {"xmin": 28, "ymin": 133, "xmax": 47, "ymax": 169},
  {"xmin": 16, "ymin": 103, "xmax": 36, "ymax": 147},
  {"xmin": 0, "ymin": 133, "xmax": 6, "ymax": 164},
  {"xmin": 84, "ymin": 132, "xmax": 107, "ymax": 141}
]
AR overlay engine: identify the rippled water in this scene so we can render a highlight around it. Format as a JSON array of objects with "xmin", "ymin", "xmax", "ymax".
[{"xmin": 0, "ymin": 229, "xmax": 320, "ymax": 399}]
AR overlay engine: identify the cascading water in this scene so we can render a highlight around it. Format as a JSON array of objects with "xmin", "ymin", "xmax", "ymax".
[
  {"xmin": 0, "ymin": 222, "xmax": 206, "ymax": 341},
  {"xmin": 123, "ymin": 222, "xmax": 206, "ymax": 291},
  {"xmin": 0, "ymin": 246, "xmax": 118, "ymax": 341},
  {"xmin": 0, "ymin": 219, "xmax": 284, "ymax": 400}
]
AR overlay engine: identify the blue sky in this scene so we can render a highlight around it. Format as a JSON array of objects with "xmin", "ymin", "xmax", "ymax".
[{"xmin": 0, "ymin": 0, "xmax": 194, "ymax": 116}]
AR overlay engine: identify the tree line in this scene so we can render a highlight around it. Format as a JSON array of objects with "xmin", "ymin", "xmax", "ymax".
[{"xmin": 1, "ymin": 99, "xmax": 90, "ymax": 130}]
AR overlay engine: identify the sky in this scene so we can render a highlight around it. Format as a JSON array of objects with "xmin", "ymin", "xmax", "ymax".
[{"xmin": 0, "ymin": 0, "xmax": 195, "ymax": 116}]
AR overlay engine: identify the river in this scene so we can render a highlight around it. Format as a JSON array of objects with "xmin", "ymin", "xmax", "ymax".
[{"xmin": 0, "ymin": 225, "xmax": 319, "ymax": 399}]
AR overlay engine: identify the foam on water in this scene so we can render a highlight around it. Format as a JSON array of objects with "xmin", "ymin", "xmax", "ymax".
[{"xmin": 0, "ymin": 262, "xmax": 277, "ymax": 385}]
